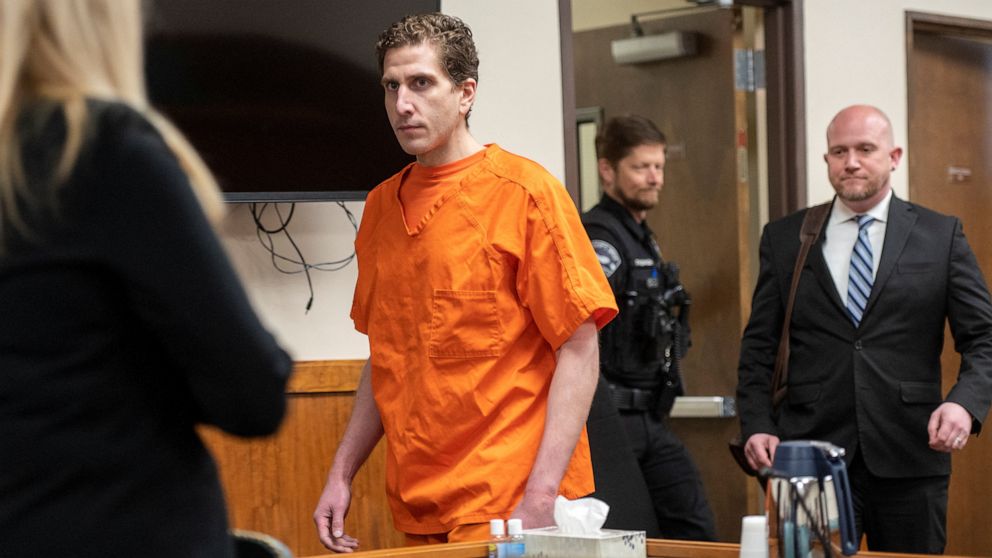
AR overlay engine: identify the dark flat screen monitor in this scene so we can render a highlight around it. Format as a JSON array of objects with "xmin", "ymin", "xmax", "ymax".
[{"xmin": 144, "ymin": 0, "xmax": 438, "ymax": 202}]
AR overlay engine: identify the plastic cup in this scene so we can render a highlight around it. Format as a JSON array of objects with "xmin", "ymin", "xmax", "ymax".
[{"xmin": 739, "ymin": 515, "xmax": 769, "ymax": 558}]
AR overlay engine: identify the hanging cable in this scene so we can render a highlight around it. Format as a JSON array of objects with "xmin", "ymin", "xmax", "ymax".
[{"xmin": 249, "ymin": 202, "xmax": 357, "ymax": 313}]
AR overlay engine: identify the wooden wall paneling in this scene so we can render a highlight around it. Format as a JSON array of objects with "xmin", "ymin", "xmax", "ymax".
[{"xmin": 200, "ymin": 360, "xmax": 405, "ymax": 557}]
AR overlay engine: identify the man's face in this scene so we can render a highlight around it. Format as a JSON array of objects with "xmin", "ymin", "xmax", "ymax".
[
  {"xmin": 824, "ymin": 108, "xmax": 902, "ymax": 205},
  {"xmin": 381, "ymin": 42, "xmax": 474, "ymax": 166},
  {"xmin": 599, "ymin": 143, "xmax": 666, "ymax": 212}
]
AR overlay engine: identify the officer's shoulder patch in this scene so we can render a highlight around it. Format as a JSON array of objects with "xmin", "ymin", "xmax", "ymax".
[{"xmin": 591, "ymin": 239, "xmax": 622, "ymax": 278}]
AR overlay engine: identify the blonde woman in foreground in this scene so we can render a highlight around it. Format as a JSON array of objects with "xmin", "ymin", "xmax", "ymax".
[{"xmin": 0, "ymin": 2, "xmax": 293, "ymax": 556}]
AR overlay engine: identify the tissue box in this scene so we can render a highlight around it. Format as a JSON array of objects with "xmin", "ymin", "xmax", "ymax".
[{"xmin": 523, "ymin": 527, "xmax": 646, "ymax": 558}]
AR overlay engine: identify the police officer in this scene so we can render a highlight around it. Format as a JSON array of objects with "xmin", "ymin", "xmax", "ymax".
[{"xmin": 582, "ymin": 115, "xmax": 717, "ymax": 541}]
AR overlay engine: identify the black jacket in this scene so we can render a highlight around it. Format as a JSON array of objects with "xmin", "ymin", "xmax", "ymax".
[
  {"xmin": 737, "ymin": 196, "xmax": 992, "ymax": 477},
  {"xmin": 0, "ymin": 101, "xmax": 292, "ymax": 557}
]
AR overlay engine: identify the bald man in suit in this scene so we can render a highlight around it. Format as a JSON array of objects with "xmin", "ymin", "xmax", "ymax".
[{"xmin": 736, "ymin": 105, "xmax": 992, "ymax": 553}]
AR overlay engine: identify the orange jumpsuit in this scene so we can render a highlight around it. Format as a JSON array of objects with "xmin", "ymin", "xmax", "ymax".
[{"xmin": 351, "ymin": 144, "xmax": 617, "ymax": 534}]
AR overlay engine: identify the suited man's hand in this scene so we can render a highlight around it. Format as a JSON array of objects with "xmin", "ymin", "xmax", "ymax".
[
  {"xmin": 744, "ymin": 433, "xmax": 780, "ymax": 471},
  {"xmin": 927, "ymin": 402, "xmax": 972, "ymax": 453}
]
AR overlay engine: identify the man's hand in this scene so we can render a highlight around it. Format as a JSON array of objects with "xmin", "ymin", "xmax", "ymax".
[
  {"xmin": 928, "ymin": 401, "xmax": 972, "ymax": 453},
  {"xmin": 312, "ymin": 360, "xmax": 383, "ymax": 552},
  {"xmin": 510, "ymin": 489, "xmax": 557, "ymax": 530},
  {"xmin": 313, "ymin": 476, "xmax": 360, "ymax": 553},
  {"xmin": 744, "ymin": 433, "xmax": 780, "ymax": 471}
]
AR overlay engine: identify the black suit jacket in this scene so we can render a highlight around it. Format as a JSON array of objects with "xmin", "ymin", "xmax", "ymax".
[{"xmin": 737, "ymin": 196, "xmax": 992, "ymax": 477}]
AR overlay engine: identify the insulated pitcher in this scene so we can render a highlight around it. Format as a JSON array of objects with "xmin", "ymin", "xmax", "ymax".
[{"xmin": 765, "ymin": 440, "xmax": 858, "ymax": 558}]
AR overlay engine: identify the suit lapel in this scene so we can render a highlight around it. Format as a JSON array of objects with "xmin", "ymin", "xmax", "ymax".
[
  {"xmin": 809, "ymin": 227, "xmax": 848, "ymax": 313},
  {"xmin": 803, "ymin": 199, "xmax": 848, "ymax": 314},
  {"xmin": 864, "ymin": 196, "xmax": 917, "ymax": 317}
]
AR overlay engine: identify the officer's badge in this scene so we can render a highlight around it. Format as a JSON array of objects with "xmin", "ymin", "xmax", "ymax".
[{"xmin": 591, "ymin": 239, "xmax": 622, "ymax": 277}]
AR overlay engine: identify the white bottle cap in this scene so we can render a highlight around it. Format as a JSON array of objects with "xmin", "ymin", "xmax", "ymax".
[
  {"xmin": 490, "ymin": 518, "xmax": 506, "ymax": 536},
  {"xmin": 507, "ymin": 518, "xmax": 523, "ymax": 535}
]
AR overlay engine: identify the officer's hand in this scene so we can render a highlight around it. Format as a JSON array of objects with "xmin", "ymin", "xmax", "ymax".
[{"xmin": 744, "ymin": 433, "xmax": 779, "ymax": 471}]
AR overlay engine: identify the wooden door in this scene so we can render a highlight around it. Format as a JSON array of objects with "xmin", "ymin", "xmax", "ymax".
[
  {"xmin": 907, "ymin": 14, "xmax": 992, "ymax": 556},
  {"xmin": 573, "ymin": 7, "xmax": 760, "ymax": 541}
]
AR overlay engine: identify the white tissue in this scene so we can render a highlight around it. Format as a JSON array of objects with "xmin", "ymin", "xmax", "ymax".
[{"xmin": 552, "ymin": 495, "xmax": 610, "ymax": 535}]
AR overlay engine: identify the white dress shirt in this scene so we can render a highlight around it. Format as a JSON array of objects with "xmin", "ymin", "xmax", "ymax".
[{"xmin": 821, "ymin": 189, "xmax": 892, "ymax": 301}]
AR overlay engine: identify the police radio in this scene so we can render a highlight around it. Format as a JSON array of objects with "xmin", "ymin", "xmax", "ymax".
[
  {"xmin": 608, "ymin": 259, "xmax": 692, "ymax": 415},
  {"xmin": 661, "ymin": 262, "xmax": 691, "ymax": 357},
  {"xmin": 642, "ymin": 262, "xmax": 691, "ymax": 361},
  {"xmin": 652, "ymin": 262, "xmax": 691, "ymax": 415}
]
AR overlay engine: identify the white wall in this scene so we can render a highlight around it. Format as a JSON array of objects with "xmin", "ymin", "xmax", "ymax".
[
  {"xmin": 218, "ymin": 202, "xmax": 367, "ymax": 361},
  {"xmin": 443, "ymin": 0, "xmax": 566, "ymax": 180},
  {"xmin": 803, "ymin": 0, "xmax": 992, "ymax": 205},
  {"xmin": 217, "ymin": 2, "xmax": 566, "ymax": 361}
]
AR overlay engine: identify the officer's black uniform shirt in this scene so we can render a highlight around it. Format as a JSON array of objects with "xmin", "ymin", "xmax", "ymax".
[
  {"xmin": 582, "ymin": 194, "xmax": 670, "ymax": 391},
  {"xmin": 584, "ymin": 194, "xmax": 661, "ymax": 288}
]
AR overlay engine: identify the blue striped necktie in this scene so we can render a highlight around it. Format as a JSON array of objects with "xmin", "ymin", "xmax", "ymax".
[{"xmin": 847, "ymin": 215, "xmax": 875, "ymax": 326}]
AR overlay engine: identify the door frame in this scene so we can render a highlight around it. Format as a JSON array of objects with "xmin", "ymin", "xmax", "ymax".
[
  {"xmin": 760, "ymin": 0, "xmax": 806, "ymax": 219},
  {"xmin": 906, "ymin": 10, "xmax": 992, "ymax": 45}
]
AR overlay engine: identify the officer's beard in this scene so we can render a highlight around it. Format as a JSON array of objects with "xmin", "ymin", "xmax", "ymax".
[{"xmin": 615, "ymin": 187, "xmax": 658, "ymax": 212}]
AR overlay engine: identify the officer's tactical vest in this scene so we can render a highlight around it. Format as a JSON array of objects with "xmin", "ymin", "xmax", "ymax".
[{"xmin": 582, "ymin": 207, "xmax": 689, "ymax": 407}]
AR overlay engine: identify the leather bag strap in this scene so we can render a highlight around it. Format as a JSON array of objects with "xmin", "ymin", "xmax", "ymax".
[{"xmin": 770, "ymin": 202, "xmax": 831, "ymax": 409}]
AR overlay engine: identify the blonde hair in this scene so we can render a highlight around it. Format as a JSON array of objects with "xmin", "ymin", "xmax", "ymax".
[{"xmin": 0, "ymin": 0, "xmax": 224, "ymax": 241}]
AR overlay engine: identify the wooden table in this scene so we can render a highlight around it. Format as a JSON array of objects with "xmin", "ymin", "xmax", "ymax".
[{"xmin": 300, "ymin": 538, "xmax": 984, "ymax": 557}]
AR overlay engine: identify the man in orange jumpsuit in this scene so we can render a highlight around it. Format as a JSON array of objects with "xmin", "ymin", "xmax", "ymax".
[{"xmin": 313, "ymin": 13, "xmax": 618, "ymax": 553}]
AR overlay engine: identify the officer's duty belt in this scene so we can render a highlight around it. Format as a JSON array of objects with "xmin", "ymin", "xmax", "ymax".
[{"xmin": 607, "ymin": 383, "xmax": 656, "ymax": 412}]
